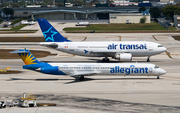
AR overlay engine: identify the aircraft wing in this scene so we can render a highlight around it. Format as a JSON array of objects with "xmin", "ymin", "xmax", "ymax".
[
  {"xmin": 90, "ymin": 51, "xmax": 129, "ymax": 55},
  {"xmin": 68, "ymin": 72, "xmax": 99, "ymax": 77},
  {"xmin": 92, "ymin": 51, "xmax": 116, "ymax": 54},
  {"xmin": 89, "ymin": 50, "xmax": 117, "ymax": 56}
]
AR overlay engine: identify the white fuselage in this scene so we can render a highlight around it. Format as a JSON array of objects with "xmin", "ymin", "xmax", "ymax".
[
  {"xmin": 40, "ymin": 41, "xmax": 167, "ymax": 58},
  {"xmin": 49, "ymin": 63, "xmax": 166, "ymax": 76}
]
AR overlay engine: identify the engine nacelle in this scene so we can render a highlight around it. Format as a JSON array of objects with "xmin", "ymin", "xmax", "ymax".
[
  {"xmin": 114, "ymin": 53, "xmax": 132, "ymax": 61},
  {"xmin": 40, "ymin": 66, "xmax": 59, "ymax": 74}
]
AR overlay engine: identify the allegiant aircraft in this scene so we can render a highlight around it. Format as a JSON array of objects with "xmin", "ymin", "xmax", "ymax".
[
  {"xmin": 10, "ymin": 49, "xmax": 166, "ymax": 80},
  {"xmin": 37, "ymin": 19, "xmax": 167, "ymax": 62}
]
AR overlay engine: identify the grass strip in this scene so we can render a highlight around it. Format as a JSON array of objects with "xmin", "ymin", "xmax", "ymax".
[
  {"xmin": 65, "ymin": 30, "xmax": 180, "ymax": 33},
  {"xmin": 172, "ymin": 36, "xmax": 180, "ymax": 41},
  {"xmin": 0, "ymin": 37, "xmax": 45, "ymax": 42},
  {"xmin": 0, "ymin": 70, "xmax": 21, "ymax": 74},
  {"xmin": 64, "ymin": 23, "xmax": 178, "ymax": 33},
  {"xmin": 0, "ymin": 24, "xmax": 38, "ymax": 33},
  {"xmin": 0, "ymin": 49, "xmax": 57, "ymax": 59}
]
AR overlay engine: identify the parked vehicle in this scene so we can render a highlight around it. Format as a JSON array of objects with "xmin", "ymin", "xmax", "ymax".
[
  {"xmin": 21, "ymin": 20, "xmax": 37, "ymax": 25},
  {"xmin": 0, "ymin": 101, "xmax": 6, "ymax": 108},
  {"xmin": 76, "ymin": 21, "xmax": 89, "ymax": 26}
]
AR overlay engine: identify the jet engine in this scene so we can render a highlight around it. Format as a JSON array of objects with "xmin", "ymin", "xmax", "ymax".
[
  {"xmin": 40, "ymin": 43, "xmax": 58, "ymax": 49},
  {"xmin": 114, "ymin": 53, "xmax": 132, "ymax": 61},
  {"xmin": 40, "ymin": 66, "xmax": 59, "ymax": 74}
]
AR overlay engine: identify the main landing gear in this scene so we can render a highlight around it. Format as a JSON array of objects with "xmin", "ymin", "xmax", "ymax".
[
  {"xmin": 147, "ymin": 56, "xmax": 150, "ymax": 62},
  {"xmin": 76, "ymin": 76, "xmax": 84, "ymax": 81},
  {"xmin": 79, "ymin": 76, "xmax": 84, "ymax": 81},
  {"xmin": 102, "ymin": 57, "xmax": 109, "ymax": 62},
  {"xmin": 157, "ymin": 76, "xmax": 160, "ymax": 79}
]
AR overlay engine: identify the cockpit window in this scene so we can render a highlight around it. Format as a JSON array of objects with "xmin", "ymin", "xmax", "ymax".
[
  {"xmin": 154, "ymin": 65, "xmax": 159, "ymax": 68},
  {"xmin": 158, "ymin": 45, "xmax": 163, "ymax": 47}
]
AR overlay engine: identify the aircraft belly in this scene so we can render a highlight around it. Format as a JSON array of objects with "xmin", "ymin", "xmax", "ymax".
[
  {"xmin": 60, "ymin": 70, "xmax": 153, "ymax": 76},
  {"xmin": 131, "ymin": 51, "xmax": 147, "ymax": 57},
  {"xmin": 58, "ymin": 48, "xmax": 149, "ymax": 57},
  {"xmin": 146, "ymin": 51, "xmax": 163, "ymax": 56}
]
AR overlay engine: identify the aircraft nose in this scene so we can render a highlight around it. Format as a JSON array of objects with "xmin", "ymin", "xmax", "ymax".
[
  {"xmin": 163, "ymin": 47, "xmax": 167, "ymax": 52},
  {"xmin": 159, "ymin": 68, "xmax": 166, "ymax": 75}
]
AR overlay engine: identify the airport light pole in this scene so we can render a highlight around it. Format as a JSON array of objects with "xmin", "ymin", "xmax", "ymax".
[
  {"xmin": 64, "ymin": 0, "xmax": 66, "ymax": 7},
  {"xmin": 53, "ymin": 0, "xmax": 55, "ymax": 7}
]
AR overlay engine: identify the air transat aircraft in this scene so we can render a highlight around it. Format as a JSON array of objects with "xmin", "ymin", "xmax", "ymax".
[
  {"xmin": 10, "ymin": 49, "xmax": 166, "ymax": 80},
  {"xmin": 37, "ymin": 19, "xmax": 167, "ymax": 62}
]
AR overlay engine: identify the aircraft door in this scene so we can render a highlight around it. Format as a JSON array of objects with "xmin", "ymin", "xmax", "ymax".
[
  {"xmin": 69, "ymin": 43, "xmax": 74, "ymax": 51},
  {"xmin": 148, "ymin": 44, "xmax": 153, "ymax": 51},
  {"xmin": 149, "ymin": 67, "xmax": 152, "ymax": 73}
]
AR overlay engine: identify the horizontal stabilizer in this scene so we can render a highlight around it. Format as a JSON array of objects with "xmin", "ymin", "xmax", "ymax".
[
  {"xmin": 10, "ymin": 49, "xmax": 29, "ymax": 54},
  {"xmin": 10, "ymin": 49, "xmax": 41, "ymax": 65}
]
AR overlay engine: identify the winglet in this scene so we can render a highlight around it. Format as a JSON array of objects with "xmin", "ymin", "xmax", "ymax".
[{"xmin": 37, "ymin": 18, "xmax": 72, "ymax": 42}]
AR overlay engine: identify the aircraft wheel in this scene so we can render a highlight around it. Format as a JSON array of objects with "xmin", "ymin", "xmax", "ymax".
[
  {"xmin": 106, "ymin": 58, "xmax": 109, "ymax": 62},
  {"xmin": 79, "ymin": 76, "xmax": 84, "ymax": 81},
  {"xmin": 3, "ymin": 105, "xmax": 6, "ymax": 108},
  {"xmin": 157, "ymin": 76, "xmax": 160, "ymax": 79},
  {"xmin": 102, "ymin": 58, "xmax": 105, "ymax": 62},
  {"xmin": 147, "ymin": 57, "xmax": 150, "ymax": 62},
  {"xmin": 102, "ymin": 58, "xmax": 109, "ymax": 62}
]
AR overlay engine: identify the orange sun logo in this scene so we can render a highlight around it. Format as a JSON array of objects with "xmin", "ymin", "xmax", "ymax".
[{"xmin": 20, "ymin": 53, "xmax": 37, "ymax": 65}]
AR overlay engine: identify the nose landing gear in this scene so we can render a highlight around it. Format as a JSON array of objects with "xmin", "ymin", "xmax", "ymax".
[
  {"xmin": 157, "ymin": 76, "xmax": 160, "ymax": 79},
  {"xmin": 102, "ymin": 57, "xmax": 109, "ymax": 62},
  {"xmin": 147, "ymin": 56, "xmax": 150, "ymax": 62}
]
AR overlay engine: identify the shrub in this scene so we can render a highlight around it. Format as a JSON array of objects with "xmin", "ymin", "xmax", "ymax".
[{"xmin": 140, "ymin": 16, "xmax": 147, "ymax": 23}]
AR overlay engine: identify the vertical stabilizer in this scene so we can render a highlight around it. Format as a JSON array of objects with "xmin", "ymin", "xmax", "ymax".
[
  {"xmin": 37, "ymin": 18, "xmax": 71, "ymax": 42},
  {"xmin": 10, "ymin": 49, "xmax": 41, "ymax": 65}
]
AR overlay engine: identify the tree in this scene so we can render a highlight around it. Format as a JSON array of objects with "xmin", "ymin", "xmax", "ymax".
[
  {"xmin": 12, "ymin": 0, "xmax": 18, "ymax": 3},
  {"xmin": 2, "ymin": 8, "xmax": 14, "ymax": 17},
  {"xmin": 162, "ymin": 5, "xmax": 179, "ymax": 20},
  {"xmin": 176, "ymin": 10, "xmax": 180, "ymax": 15},
  {"xmin": 48, "ymin": 1, "xmax": 54, "ymax": 5},
  {"xmin": 140, "ymin": 16, "xmax": 147, "ymax": 23},
  {"xmin": 90, "ymin": 0, "xmax": 100, "ymax": 5},
  {"xmin": 139, "ymin": 6, "xmax": 146, "ymax": 13},
  {"xmin": 82, "ymin": 0, "xmax": 87, "ymax": 6},
  {"xmin": 176, "ymin": 2, "xmax": 180, "ymax": 6},
  {"xmin": 56, "ymin": 2, "xmax": 64, "ymax": 7},
  {"xmin": 72, "ymin": 0, "xmax": 83, "ymax": 6},
  {"xmin": 149, "ymin": 7, "xmax": 161, "ymax": 18},
  {"xmin": 106, "ymin": 0, "xmax": 114, "ymax": 4}
]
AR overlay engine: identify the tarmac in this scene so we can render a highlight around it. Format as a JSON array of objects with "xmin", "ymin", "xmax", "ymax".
[{"xmin": 0, "ymin": 20, "xmax": 180, "ymax": 112}]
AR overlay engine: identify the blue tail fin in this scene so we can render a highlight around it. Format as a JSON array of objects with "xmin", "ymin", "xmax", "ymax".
[
  {"xmin": 10, "ymin": 49, "xmax": 41, "ymax": 65},
  {"xmin": 37, "ymin": 19, "xmax": 71, "ymax": 42}
]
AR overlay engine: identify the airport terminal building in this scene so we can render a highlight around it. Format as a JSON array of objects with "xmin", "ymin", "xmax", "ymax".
[
  {"xmin": 12, "ymin": 7, "xmax": 146, "ymax": 21},
  {"xmin": 110, "ymin": 13, "xmax": 150, "ymax": 23}
]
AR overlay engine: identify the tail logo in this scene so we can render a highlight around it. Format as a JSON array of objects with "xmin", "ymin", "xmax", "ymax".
[
  {"xmin": 19, "ymin": 53, "xmax": 38, "ymax": 65},
  {"xmin": 43, "ymin": 27, "xmax": 58, "ymax": 42},
  {"xmin": 84, "ymin": 49, "xmax": 88, "ymax": 54}
]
